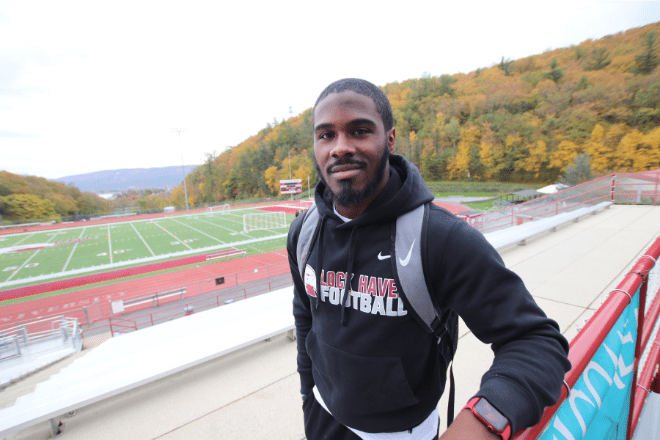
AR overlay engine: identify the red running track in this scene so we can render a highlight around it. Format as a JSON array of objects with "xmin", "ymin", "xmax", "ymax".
[
  {"xmin": 0, "ymin": 254, "xmax": 210, "ymax": 302},
  {"xmin": 0, "ymin": 250, "xmax": 289, "ymax": 328}
]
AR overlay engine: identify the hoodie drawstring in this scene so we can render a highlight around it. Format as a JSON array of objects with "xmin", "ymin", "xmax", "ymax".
[{"xmin": 340, "ymin": 226, "xmax": 359, "ymax": 326}]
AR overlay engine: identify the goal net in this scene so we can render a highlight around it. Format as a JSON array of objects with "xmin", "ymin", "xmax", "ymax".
[
  {"xmin": 207, "ymin": 204, "xmax": 230, "ymax": 214},
  {"xmin": 243, "ymin": 212, "xmax": 287, "ymax": 232}
]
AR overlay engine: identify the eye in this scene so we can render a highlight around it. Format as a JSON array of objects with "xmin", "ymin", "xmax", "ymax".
[
  {"xmin": 318, "ymin": 132, "xmax": 334, "ymax": 140},
  {"xmin": 353, "ymin": 128, "xmax": 371, "ymax": 136}
]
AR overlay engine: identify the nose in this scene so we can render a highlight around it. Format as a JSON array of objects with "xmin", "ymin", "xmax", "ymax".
[{"xmin": 329, "ymin": 133, "xmax": 355, "ymax": 158}]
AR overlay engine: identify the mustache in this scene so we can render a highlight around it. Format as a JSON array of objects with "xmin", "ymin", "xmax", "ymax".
[{"xmin": 326, "ymin": 158, "xmax": 367, "ymax": 174}]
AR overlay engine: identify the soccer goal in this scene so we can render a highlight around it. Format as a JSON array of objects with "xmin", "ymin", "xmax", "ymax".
[
  {"xmin": 207, "ymin": 204, "xmax": 230, "ymax": 215},
  {"xmin": 243, "ymin": 212, "xmax": 287, "ymax": 232}
]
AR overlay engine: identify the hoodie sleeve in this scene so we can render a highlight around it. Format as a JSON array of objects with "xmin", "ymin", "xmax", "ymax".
[
  {"xmin": 428, "ymin": 211, "xmax": 571, "ymax": 435},
  {"xmin": 287, "ymin": 215, "xmax": 315, "ymax": 397}
]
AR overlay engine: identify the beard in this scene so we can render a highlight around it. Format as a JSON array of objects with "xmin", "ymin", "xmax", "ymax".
[{"xmin": 315, "ymin": 143, "xmax": 390, "ymax": 208}]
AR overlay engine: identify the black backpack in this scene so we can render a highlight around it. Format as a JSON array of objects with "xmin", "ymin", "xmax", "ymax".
[{"xmin": 295, "ymin": 202, "xmax": 460, "ymax": 425}]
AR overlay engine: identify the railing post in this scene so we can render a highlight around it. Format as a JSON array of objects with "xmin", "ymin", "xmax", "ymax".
[
  {"xmin": 611, "ymin": 174, "xmax": 616, "ymax": 202},
  {"xmin": 654, "ymin": 172, "xmax": 659, "ymax": 206}
]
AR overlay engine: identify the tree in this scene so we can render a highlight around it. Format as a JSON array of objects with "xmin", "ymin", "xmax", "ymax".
[
  {"xmin": 559, "ymin": 154, "xmax": 593, "ymax": 186},
  {"xmin": 584, "ymin": 48, "xmax": 611, "ymax": 71},
  {"xmin": 631, "ymin": 32, "xmax": 659, "ymax": 75},
  {"xmin": 498, "ymin": 56, "xmax": 514, "ymax": 76},
  {"xmin": 545, "ymin": 59, "xmax": 564, "ymax": 84},
  {"xmin": 0, "ymin": 194, "xmax": 59, "ymax": 221},
  {"xmin": 577, "ymin": 75, "xmax": 590, "ymax": 91}
]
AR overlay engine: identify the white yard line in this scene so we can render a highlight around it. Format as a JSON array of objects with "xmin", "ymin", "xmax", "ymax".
[
  {"xmin": 11, "ymin": 233, "xmax": 36, "ymax": 247},
  {"xmin": 62, "ymin": 227, "xmax": 87, "ymax": 272},
  {"xmin": 3, "ymin": 231, "xmax": 61, "ymax": 283},
  {"xmin": 107, "ymin": 225, "xmax": 113, "ymax": 263},
  {"xmin": 130, "ymin": 222, "xmax": 156, "ymax": 257},
  {"xmin": 171, "ymin": 218, "xmax": 226, "ymax": 244},
  {"xmin": 152, "ymin": 221, "xmax": 192, "ymax": 250}
]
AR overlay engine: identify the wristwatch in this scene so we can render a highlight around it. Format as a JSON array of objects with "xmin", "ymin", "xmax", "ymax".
[{"xmin": 463, "ymin": 397, "xmax": 511, "ymax": 440}]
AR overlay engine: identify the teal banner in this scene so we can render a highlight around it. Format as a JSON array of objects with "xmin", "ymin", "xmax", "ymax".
[{"xmin": 539, "ymin": 290, "xmax": 639, "ymax": 440}]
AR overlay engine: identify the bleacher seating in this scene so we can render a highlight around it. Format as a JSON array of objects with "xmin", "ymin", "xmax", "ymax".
[{"xmin": 0, "ymin": 287, "xmax": 295, "ymax": 437}]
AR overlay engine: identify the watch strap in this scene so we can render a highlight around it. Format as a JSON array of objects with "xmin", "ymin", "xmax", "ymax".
[{"xmin": 463, "ymin": 397, "xmax": 511, "ymax": 440}]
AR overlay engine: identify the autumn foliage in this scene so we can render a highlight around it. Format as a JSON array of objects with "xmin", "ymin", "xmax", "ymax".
[
  {"xmin": 0, "ymin": 171, "xmax": 113, "ymax": 222},
  {"xmin": 180, "ymin": 22, "xmax": 660, "ymax": 202}
]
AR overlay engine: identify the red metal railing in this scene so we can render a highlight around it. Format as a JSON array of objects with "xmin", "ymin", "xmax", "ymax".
[
  {"xmin": 467, "ymin": 170, "xmax": 660, "ymax": 233},
  {"xmin": 513, "ymin": 236, "xmax": 660, "ymax": 440}
]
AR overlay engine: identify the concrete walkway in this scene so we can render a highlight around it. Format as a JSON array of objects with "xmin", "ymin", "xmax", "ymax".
[{"xmin": 2, "ymin": 204, "xmax": 659, "ymax": 440}]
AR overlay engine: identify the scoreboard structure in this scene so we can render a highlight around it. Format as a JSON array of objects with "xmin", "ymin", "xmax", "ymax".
[{"xmin": 280, "ymin": 179, "xmax": 302, "ymax": 194}]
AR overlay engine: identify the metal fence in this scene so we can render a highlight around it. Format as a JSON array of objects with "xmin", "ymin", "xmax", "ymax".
[
  {"xmin": 0, "ymin": 316, "xmax": 82, "ymax": 362},
  {"xmin": 466, "ymin": 170, "xmax": 660, "ymax": 233}
]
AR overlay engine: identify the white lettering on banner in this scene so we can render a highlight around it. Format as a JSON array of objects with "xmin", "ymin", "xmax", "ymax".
[
  {"xmin": 583, "ymin": 361, "xmax": 612, "ymax": 408},
  {"xmin": 552, "ymin": 416, "xmax": 575, "ymax": 440},
  {"xmin": 603, "ymin": 343, "xmax": 634, "ymax": 389},
  {"xmin": 568, "ymin": 389, "xmax": 595, "ymax": 436},
  {"xmin": 617, "ymin": 330, "xmax": 634, "ymax": 344}
]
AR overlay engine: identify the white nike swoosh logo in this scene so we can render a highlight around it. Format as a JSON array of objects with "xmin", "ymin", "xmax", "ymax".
[
  {"xmin": 377, "ymin": 252, "xmax": 391, "ymax": 260},
  {"xmin": 399, "ymin": 240, "xmax": 415, "ymax": 266}
]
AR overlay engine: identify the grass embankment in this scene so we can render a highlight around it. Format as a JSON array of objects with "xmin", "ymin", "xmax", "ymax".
[{"xmin": 426, "ymin": 181, "xmax": 543, "ymax": 211}]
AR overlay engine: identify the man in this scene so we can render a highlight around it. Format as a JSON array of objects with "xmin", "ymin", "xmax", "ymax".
[{"xmin": 287, "ymin": 78, "xmax": 570, "ymax": 440}]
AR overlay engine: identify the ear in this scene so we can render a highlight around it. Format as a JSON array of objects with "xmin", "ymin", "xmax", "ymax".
[{"xmin": 387, "ymin": 128, "xmax": 396, "ymax": 154}]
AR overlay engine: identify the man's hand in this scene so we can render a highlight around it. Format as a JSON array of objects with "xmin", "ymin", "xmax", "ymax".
[{"xmin": 439, "ymin": 409, "xmax": 502, "ymax": 440}]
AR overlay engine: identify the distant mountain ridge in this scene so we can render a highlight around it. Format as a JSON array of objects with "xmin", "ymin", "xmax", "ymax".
[{"xmin": 54, "ymin": 166, "xmax": 200, "ymax": 192}]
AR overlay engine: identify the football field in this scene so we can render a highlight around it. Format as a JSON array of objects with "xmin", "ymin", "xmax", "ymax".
[{"xmin": 0, "ymin": 207, "xmax": 294, "ymax": 289}]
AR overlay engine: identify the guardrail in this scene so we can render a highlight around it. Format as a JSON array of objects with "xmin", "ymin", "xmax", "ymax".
[
  {"xmin": 0, "ymin": 316, "xmax": 82, "ymax": 363},
  {"xmin": 513, "ymin": 235, "xmax": 660, "ymax": 440},
  {"xmin": 466, "ymin": 170, "xmax": 660, "ymax": 233}
]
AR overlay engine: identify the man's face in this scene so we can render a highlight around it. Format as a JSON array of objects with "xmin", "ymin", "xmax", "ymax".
[{"xmin": 313, "ymin": 91, "xmax": 395, "ymax": 209}]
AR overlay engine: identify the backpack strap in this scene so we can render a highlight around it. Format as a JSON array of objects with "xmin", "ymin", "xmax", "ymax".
[
  {"xmin": 394, "ymin": 203, "xmax": 438, "ymax": 333},
  {"xmin": 395, "ymin": 202, "xmax": 458, "ymax": 426},
  {"xmin": 296, "ymin": 204, "xmax": 320, "ymax": 278}
]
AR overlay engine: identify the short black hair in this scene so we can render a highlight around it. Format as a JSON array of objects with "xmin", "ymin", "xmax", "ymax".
[{"xmin": 314, "ymin": 78, "xmax": 394, "ymax": 132}]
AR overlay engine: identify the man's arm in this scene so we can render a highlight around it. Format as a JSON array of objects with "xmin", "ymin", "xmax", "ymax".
[
  {"xmin": 429, "ymin": 213, "xmax": 571, "ymax": 435},
  {"xmin": 440, "ymin": 410, "xmax": 500, "ymax": 440},
  {"xmin": 287, "ymin": 217, "xmax": 315, "ymax": 398}
]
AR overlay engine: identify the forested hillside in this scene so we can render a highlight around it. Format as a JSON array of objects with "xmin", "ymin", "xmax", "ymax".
[
  {"xmin": 0, "ymin": 171, "xmax": 113, "ymax": 222},
  {"xmin": 174, "ymin": 22, "xmax": 660, "ymax": 206}
]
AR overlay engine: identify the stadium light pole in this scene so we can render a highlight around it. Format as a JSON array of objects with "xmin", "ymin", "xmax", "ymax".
[{"xmin": 172, "ymin": 128, "xmax": 190, "ymax": 211}]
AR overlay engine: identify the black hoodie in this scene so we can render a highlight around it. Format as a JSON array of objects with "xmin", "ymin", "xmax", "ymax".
[{"xmin": 288, "ymin": 155, "xmax": 570, "ymax": 435}]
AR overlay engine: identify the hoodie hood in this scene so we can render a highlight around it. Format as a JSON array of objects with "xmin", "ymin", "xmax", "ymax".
[{"xmin": 313, "ymin": 154, "xmax": 434, "ymax": 228}]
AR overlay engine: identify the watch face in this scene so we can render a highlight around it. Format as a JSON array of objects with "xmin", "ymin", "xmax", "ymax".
[{"xmin": 475, "ymin": 399, "xmax": 508, "ymax": 432}]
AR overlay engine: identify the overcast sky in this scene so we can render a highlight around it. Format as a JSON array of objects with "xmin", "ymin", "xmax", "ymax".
[{"xmin": 2, "ymin": 1, "xmax": 660, "ymax": 180}]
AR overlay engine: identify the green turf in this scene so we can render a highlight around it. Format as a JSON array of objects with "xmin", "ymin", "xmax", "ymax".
[{"xmin": 0, "ymin": 207, "xmax": 293, "ymax": 290}]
